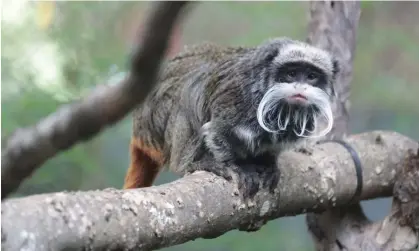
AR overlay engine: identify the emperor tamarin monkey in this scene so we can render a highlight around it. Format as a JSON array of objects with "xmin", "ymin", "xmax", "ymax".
[{"xmin": 123, "ymin": 37, "xmax": 339, "ymax": 198}]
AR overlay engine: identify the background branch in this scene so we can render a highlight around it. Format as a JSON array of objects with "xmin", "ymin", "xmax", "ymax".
[
  {"xmin": 305, "ymin": 1, "xmax": 419, "ymax": 250},
  {"xmin": 1, "ymin": 1, "xmax": 190, "ymax": 200},
  {"xmin": 1, "ymin": 131, "xmax": 418, "ymax": 251}
]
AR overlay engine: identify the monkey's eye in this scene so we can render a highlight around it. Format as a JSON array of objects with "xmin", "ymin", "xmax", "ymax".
[
  {"xmin": 287, "ymin": 70, "xmax": 297, "ymax": 78},
  {"xmin": 307, "ymin": 72, "xmax": 318, "ymax": 80}
]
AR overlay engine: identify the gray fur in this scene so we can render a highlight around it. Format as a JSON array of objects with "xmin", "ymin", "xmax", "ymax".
[{"xmin": 273, "ymin": 41, "xmax": 335, "ymax": 77}]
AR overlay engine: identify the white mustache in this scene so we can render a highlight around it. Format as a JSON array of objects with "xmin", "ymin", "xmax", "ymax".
[{"xmin": 256, "ymin": 83, "xmax": 334, "ymax": 138}]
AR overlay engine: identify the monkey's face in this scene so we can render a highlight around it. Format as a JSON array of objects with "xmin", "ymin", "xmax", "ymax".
[{"xmin": 256, "ymin": 61, "xmax": 334, "ymax": 138}]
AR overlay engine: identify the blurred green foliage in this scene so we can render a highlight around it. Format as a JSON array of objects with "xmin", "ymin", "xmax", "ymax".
[{"xmin": 2, "ymin": 1, "xmax": 419, "ymax": 250}]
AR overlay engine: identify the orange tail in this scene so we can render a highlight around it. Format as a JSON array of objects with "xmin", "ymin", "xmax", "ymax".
[{"xmin": 123, "ymin": 138, "xmax": 164, "ymax": 189}]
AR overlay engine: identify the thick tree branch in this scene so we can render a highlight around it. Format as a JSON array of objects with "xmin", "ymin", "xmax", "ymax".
[
  {"xmin": 2, "ymin": 131, "xmax": 418, "ymax": 251},
  {"xmin": 1, "ymin": 1, "xmax": 190, "ymax": 199}
]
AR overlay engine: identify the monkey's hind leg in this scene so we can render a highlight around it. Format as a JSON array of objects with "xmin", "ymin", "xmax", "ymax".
[{"xmin": 123, "ymin": 138, "xmax": 163, "ymax": 189}]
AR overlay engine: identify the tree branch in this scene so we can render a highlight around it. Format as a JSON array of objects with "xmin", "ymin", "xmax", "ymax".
[
  {"xmin": 1, "ymin": 1, "xmax": 190, "ymax": 200},
  {"xmin": 2, "ymin": 131, "xmax": 418, "ymax": 251}
]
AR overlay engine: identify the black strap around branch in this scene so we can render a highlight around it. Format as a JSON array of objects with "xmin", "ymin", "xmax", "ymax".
[{"xmin": 316, "ymin": 139, "xmax": 363, "ymax": 204}]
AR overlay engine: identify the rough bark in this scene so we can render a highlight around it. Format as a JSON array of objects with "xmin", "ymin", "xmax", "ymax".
[
  {"xmin": 2, "ymin": 131, "xmax": 418, "ymax": 251},
  {"xmin": 306, "ymin": 148, "xmax": 419, "ymax": 251},
  {"xmin": 1, "ymin": 1, "xmax": 190, "ymax": 200}
]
